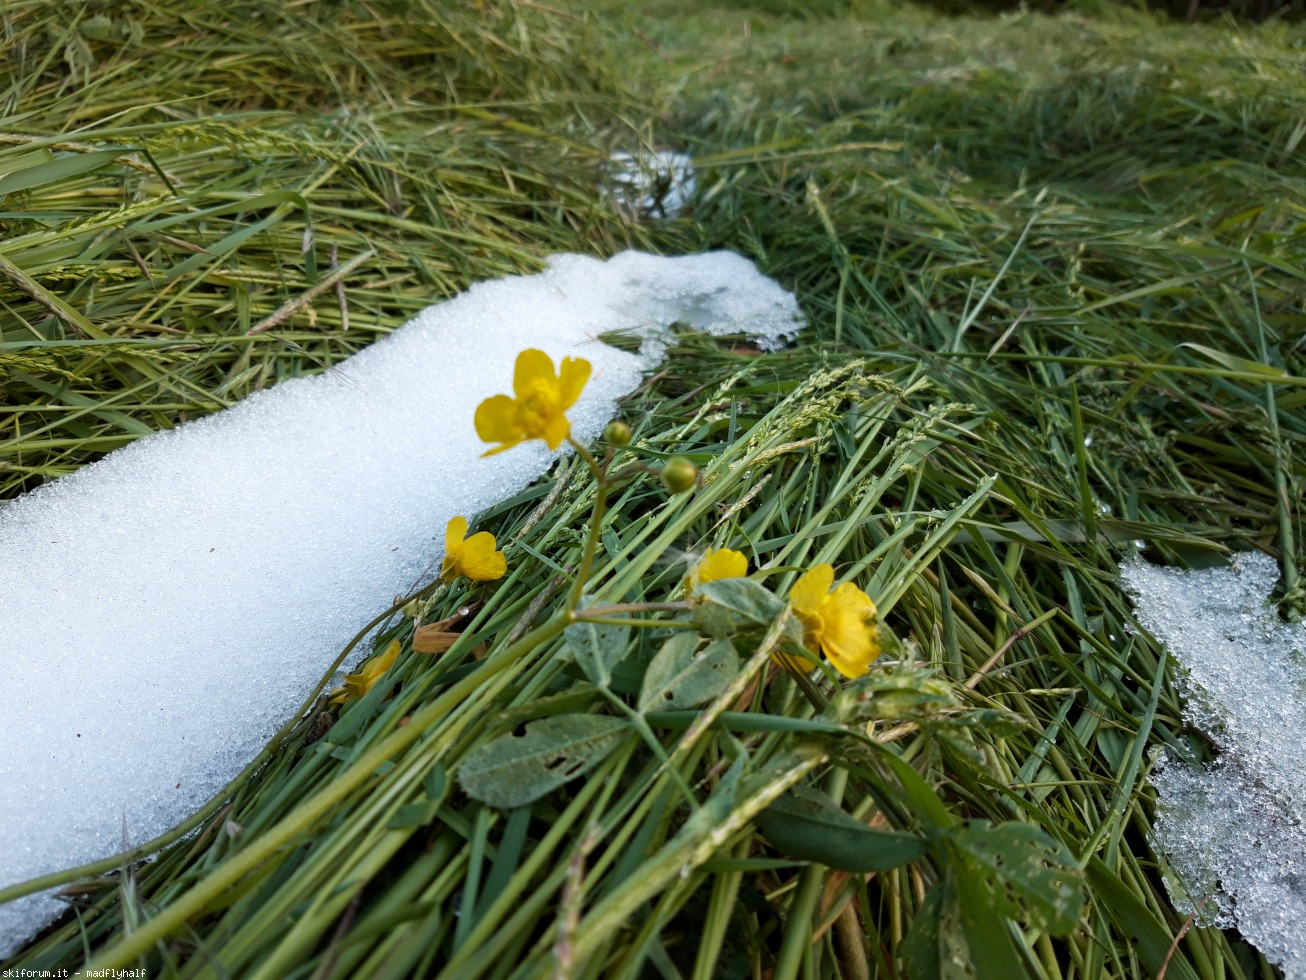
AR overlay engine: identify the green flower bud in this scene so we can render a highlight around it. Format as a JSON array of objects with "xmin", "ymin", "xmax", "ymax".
[
  {"xmin": 603, "ymin": 420, "xmax": 632, "ymax": 446},
  {"xmin": 660, "ymin": 456, "xmax": 698, "ymax": 494}
]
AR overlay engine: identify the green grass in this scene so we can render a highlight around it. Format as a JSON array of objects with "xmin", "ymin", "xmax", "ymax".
[
  {"xmin": 0, "ymin": 0, "xmax": 665, "ymax": 497},
  {"xmin": 4, "ymin": 0, "xmax": 1306, "ymax": 977}
]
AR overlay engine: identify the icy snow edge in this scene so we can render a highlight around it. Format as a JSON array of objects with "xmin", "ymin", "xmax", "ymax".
[
  {"xmin": 1122, "ymin": 552, "xmax": 1306, "ymax": 979},
  {"xmin": 0, "ymin": 250, "xmax": 803, "ymax": 956}
]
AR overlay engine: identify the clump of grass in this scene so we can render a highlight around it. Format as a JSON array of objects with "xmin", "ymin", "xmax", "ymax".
[
  {"xmin": 622, "ymin": 2, "xmax": 1306, "ymax": 974},
  {"xmin": 6, "ymin": 1, "xmax": 1306, "ymax": 978}
]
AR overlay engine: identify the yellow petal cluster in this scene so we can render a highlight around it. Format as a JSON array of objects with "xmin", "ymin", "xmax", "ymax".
[
  {"xmin": 474, "ymin": 349, "xmax": 591, "ymax": 456},
  {"xmin": 788, "ymin": 563, "xmax": 879, "ymax": 679},
  {"xmin": 330, "ymin": 639, "xmax": 401, "ymax": 706},
  {"xmin": 442, "ymin": 516, "xmax": 507, "ymax": 583},
  {"xmin": 685, "ymin": 547, "xmax": 748, "ymax": 592}
]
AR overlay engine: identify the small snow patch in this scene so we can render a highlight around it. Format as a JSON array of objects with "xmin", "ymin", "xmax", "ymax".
[
  {"xmin": 1123, "ymin": 552, "xmax": 1306, "ymax": 979},
  {"xmin": 609, "ymin": 150, "xmax": 696, "ymax": 219}
]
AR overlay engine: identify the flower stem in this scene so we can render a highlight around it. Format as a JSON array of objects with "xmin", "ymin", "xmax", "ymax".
[{"xmin": 567, "ymin": 436, "xmax": 609, "ymax": 611}]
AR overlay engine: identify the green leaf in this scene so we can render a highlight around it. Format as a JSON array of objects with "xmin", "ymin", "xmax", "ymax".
[
  {"xmin": 0, "ymin": 149, "xmax": 126, "ymax": 197},
  {"xmin": 1086, "ymin": 857, "xmax": 1201, "ymax": 980},
  {"xmin": 0, "ymin": 148, "xmax": 55, "ymax": 179},
  {"xmin": 564, "ymin": 603, "xmax": 631, "ymax": 687},
  {"xmin": 387, "ymin": 799, "xmax": 443, "ymax": 829},
  {"xmin": 458, "ymin": 714, "xmax": 630, "ymax": 809},
  {"xmin": 754, "ymin": 786, "xmax": 927, "ymax": 873},
  {"xmin": 953, "ymin": 861, "xmax": 1030, "ymax": 978},
  {"xmin": 690, "ymin": 577, "xmax": 785, "ymax": 637},
  {"xmin": 824, "ymin": 665, "xmax": 956, "ymax": 725},
  {"xmin": 901, "ymin": 870, "xmax": 974, "ymax": 980},
  {"xmin": 638, "ymin": 634, "xmax": 738, "ymax": 712},
  {"xmin": 9, "ymin": 370, "xmax": 154, "ymax": 436},
  {"xmin": 948, "ymin": 821, "xmax": 1084, "ymax": 935},
  {"xmin": 682, "ymin": 750, "xmax": 750, "ymax": 836},
  {"xmin": 867, "ymin": 744, "xmax": 958, "ymax": 832},
  {"xmin": 1179, "ymin": 342, "xmax": 1287, "ymax": 377}
]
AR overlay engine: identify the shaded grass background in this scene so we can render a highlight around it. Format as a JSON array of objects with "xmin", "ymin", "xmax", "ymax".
[{"xmin": 3, "ymin": 0, "xmax": 1306, "ymax": 977}]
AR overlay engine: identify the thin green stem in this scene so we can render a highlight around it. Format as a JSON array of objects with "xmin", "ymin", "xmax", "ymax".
[
  {"xmin": 1247, "ymin": 260, "xmax": 1298, "ymax": 597},
  {"xmin": 567, "ymin": 436, "xmax": 609, "ymax": 611},
  {"xmin": 573, "ymin": 602, "xmax": 691, "ymax": 617},
  {"xmin": 947, "ymin": 351, "xmax": 1306, "ymax": 386},
  {"xmin": 570, "ymin": 616, "xmax": 698, "ymax": 630}
]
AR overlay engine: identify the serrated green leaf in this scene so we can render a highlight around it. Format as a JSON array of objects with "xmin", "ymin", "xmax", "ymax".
[
  {"xmin": 638, "ymin": 634, "xmax": 738, "ymax": 712},
  {"xmin": 949, "ymin": 821, "xmax": 1084, "ymax": 935},
  {"xmin": 754, "ymin": 786, "xmax": 927, "ymax": 873},
  {"xmin": 690, "ymin": 577, "xmax": 785, "ymax": 637},
  {"xmin": 564, "ymin": 603, "xmax": 631, "ymax": 687},
  {"xmin": 458, "ymin": 714, "xmax": 630, "ymax": 809}
]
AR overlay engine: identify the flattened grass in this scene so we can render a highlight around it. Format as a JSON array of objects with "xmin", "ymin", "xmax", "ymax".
[
  {"xmin": 4, "ymin": 1, "xmax": 1306, "ymax": 978},
  {"xmin": 0, "ymin": 0, "xmax": 666, "ymax": 497}
]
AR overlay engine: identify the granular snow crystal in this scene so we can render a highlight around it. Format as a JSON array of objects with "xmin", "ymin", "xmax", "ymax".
[
  {"xmin": 1122, "ymin": 552, "xmax": 1306, "ymax": 978},
  {"xmin": 0, "ymin": 250, "xmax": 802, "ymax": 956}
]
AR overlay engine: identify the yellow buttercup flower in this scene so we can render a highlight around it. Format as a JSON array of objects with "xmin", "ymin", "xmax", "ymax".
[
  {"xmin": 474, "ymin": 349, "xmax": 591, "ymax": 456},
  {"xmin": 330, "ymin": 639, "xmax": 401, "ymax": 706},
  {"xmin": 442, "ymin": 515, "xmax": 507, "ymax": 583},
  {"xmin": 685, "ymin": 547, "xmax": 748, "ymax": 592},
  {"xmin": 788, "ymin": 563, "xmax": 879, "ymax": 679}
]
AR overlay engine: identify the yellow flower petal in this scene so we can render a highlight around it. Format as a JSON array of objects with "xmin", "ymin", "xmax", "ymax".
[
  {"xmin": 789, "ymin": 563, "xmax": 834, "ymax": 617},
  {"xmin": 460, "ymin": 531, "xmax": 508, "ymax": 581},
  {"xmin": 333, "ymin": 639, "xmax": 401, "ymax": 705},
  {"xmin": 445, "ymin": 515, "xmax": 468, "ymax": 555},
  {"xmin": 558, "ymin": 356, "xmax": 591, "ymax": 409},
  {"xmin": 513, "ymin": 348, "xmax": 554, "ymax": 398},
  {"xmin": 475, "ymin": 394, "xmax": 522, "ymax": 446},
  {"xmin": 542, "ymin": 412, "xmax": 570, "ymax": 451},
  {"xmin": 368, "ymin": 638, "xmax": 401, "ymax": 678},
  {"xmin": 687, "ymin": 547, "xmax": 749, "ymax": 591},
  {"xmin": 787, "ymin": 566, "xmax": 879, "ymax": 679},
  {"xmin": 818, "ymin": 583, "xmax": 878, "ymax": 678},
  {"xmin": 475, "ymin": 350, "xmax": 591, "ymax": 455},
  {"xmin": 442, "ymin": 520, "xmax": 507, "ymax": 583}
]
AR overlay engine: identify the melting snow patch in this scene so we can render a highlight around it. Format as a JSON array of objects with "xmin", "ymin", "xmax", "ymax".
[
  {"xmin": 0, "ymin": 249, "xmax": 802, "ymax": 956},
  {"xmin": 609, "ymin": 150, "xmax": 696, "ymax": 219},
  {"xmin": 1122, "ymin": 552, "xmax": 1306, "ymax": 979}
]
